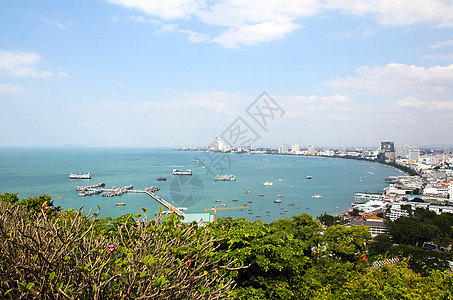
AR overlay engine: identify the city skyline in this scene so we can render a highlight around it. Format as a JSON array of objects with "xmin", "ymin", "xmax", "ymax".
[{"xmin": 1, "ymin": 1, "xmax": 453, "ymax": 147}]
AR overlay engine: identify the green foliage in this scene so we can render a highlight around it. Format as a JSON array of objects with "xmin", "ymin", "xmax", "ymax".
[
  {"xmin": 322, "ymin": 225, "xmax": 371, "ymax": 262},
  {"xmin": 0, "ymin": 196, "xmax": 235, "ymax": 299}
]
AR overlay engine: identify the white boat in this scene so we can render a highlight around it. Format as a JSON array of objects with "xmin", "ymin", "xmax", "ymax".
[
  {"xmin": 312, "ymin": 195, "xmax": 322, "ymax": 199},
  {"xmin": 306, "ymin": 176, "xmax": 312, "ymax": 179},
  {"xmin": 274, "ymin": 199, "xmax": 282, "ymax": 203},
  {"xmin": 70, "ymin": 173, "xmax": 91, "ymax": 179},
  {"xmin": 173, "ymin": 169, "xmax": 192, "ymax": 175},
  {"xmin": 215, "ymin": 174, "xmax": 236, "ymax": 181},
  {"xmin": 263, "ymin": 181, "xmax": 274, "ymax": 186}
]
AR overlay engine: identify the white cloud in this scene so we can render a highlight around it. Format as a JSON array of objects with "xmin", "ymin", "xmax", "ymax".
[
  {"xmin": 0, "ymin": 84, "xmax": 22, "ymax": 93},
  {"xmin": 397, "ymin": 96, "xmax": 453, "ymax": 111},
  {"xmin": 277, "ymin": 94, "xmax": 354, "ymax": 118},
  {"xmin": 323, "ymin": 0, "xmax": 453, "ymax": 28},
  {"xmin": 327, "ymin": 63, "xmax": 453, "ymax": 96},
  {"xmin": 212, "ymin": 21, "xmax": 301, "ymax": 48},
  {"xmin": 429, "ymin": 40, "xmax": 453, "ymax": 49},
  {"xmin": 179, "ymin": 30, "xmax": 210, "ymax": 43},
  {"xmin": 0, "ymin": 50, "xmax": 57, "ymax": 78},
  {"xmin": 425, "ymin": 53, "xmax": 453, "ymax": 60},
  {"xmin": 109, "ymin": 0, "xmax": 453, "ymax": 48},
  {"xmin": 127, "ymin": 15, "xmax": 161, "ymax": 25},
  {"xmin": 107, "ymin": 0, "xmax": 201, "ymax": 19}
]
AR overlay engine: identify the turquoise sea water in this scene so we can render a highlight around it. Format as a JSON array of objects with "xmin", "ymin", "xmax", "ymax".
[{"xmin": 0, "ymin": 148, "xmax": 401, "ymax": 222}]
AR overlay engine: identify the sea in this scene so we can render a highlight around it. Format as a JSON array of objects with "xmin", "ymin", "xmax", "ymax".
[{"xmin": 0, "ymin": 147, "xmax": 401, "ymax": 223}]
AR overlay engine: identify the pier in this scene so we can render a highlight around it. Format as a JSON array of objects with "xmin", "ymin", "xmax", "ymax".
[{"xmin": 75, "ymin": 184, "xmax": 183, "ymax": 216}]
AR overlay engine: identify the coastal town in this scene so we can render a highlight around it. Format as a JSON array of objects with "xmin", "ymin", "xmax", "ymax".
[{"xmin": 182, "ymin": 139, "xmax": 453, "ymax": 246}]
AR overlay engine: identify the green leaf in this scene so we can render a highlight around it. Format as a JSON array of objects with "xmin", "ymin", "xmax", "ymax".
[
  {"xmin": 4, "ymin": 289, "xmax": 12, "ymax": 296},
  {"xmin": 49, "ymin": 272, "xmax": 55, "ymax": 281},
  {"xmin": 33, "ymin": 254, "xmax": 38, "ymax": 261},
  {"xmin": 26, "ymin": 282, "xmax": 34, "ymax": 290},
  {"xmin": 18, "ymin": 282, "xmax": 26, "ymax": 293},
  {"xmin": 140, "ymin": 270, "xmax": 147, "ymax": 278}
]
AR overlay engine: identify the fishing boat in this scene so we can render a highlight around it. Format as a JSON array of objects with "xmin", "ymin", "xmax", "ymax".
[
  {"xmin": 277, "ymin": 179, "xmax": 283, "ymax": 181},
  {"xmin": 215, "ymin": 199, "xmax": 221, "ymax": 202},
  {"xmin": 306, "ymin": 176, "xmax": 312, "ymax": 179},
  {"xmin": 157, "ymin": 177, "xmax": 167, "ymax": 181},
  {"xmin": 277, "ymin": 194, "xmax": 283, "ymax": 197},
  {"xmin": 221, "ymin": 203, "xmax": 227, "ymax": 207},
  {"xmin": 312, "ymin": 195, "xmax": 322, "ymax": 199},
  {"xmin": 258, "ymin": 194, "xmax": 264, "ymax": 197},
  {"xmin": 232, "ymin": 199, "xmax": 238, "ymax": 202},
  {"xmin": 247, "ymin": 201, "xmax": 253, "ymax": 203},
  {"xmin": 263, "ymin": 181, "xmax": 274, "ymax": 186},
  {"xmin": 274, "ymin": 199, "xmax": 282, "ymax": 203},
  {"xmin": 115, "ymin": 203, "xmax": 126, "ymax": 206},
  {"xmin": 245, "ymin": 189, "xmax": 251, "ymax": 194}
]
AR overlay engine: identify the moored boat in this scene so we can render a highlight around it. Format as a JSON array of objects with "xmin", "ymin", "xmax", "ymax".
[
  {"xmin": 274, "ymin": 199, "xmax": 282, "ymax": 203},
  {"xmin": 263, "ymin": 181, "xmax": 274, "ymax": 186},
  {"xmin": 312, "ymin": 195, "xmax": 322, "ymax": 199},
  {"xmin": 157, "ymin": 177, "xmax": 167, "ymax": 181}
]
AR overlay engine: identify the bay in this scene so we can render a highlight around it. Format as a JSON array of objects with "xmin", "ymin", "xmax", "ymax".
[{"xmin": 0, "ymin": 147, "xmax": 401, "ymax": 222}]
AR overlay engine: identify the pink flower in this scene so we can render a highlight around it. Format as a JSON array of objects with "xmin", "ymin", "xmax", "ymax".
[
  {"xmin": 176, "ymin": 224, "xmax": 182, "ymax": 228},
  {"xmin": 107, "ymin": 243, "xmax": 118, "ymax": 253},
  {"xmin": 118, "ymin": 224, "xmax": 125, "ymax": 229},
  {"xmin": 44, "ymin": 205, "xmax": 51, "ymax": 210}
]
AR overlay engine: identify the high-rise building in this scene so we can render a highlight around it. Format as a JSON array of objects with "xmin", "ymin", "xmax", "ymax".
[
  {"xmin": 381, "ymin": 141, "xmax": 395, "ymax": 162},
  {"xmin": 409, "ymin": 149, "xmax": 420, "ymax": 162},
  {"xmin": 396, "ymin": 145, "xmax": 419, "ymax": 159},
  {"xmin": 381, "ymin": 141, "xmax": 395, "ymax": 153},
  {"xmin": 291, "ymin": 144, "xmax": 300, "ymax": 153},
  {"xmin": 278, "ymin": 144, "xmax": 290, "ymax": 154},
  {"xmin": 307, "ymin": 145, "xmax": 315, "ymax": 155}
]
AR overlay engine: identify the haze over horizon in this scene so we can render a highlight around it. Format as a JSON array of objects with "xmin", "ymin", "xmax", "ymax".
[{"xmin": 1, "ymin": 1, "xmax": 453, "ymax": 148}]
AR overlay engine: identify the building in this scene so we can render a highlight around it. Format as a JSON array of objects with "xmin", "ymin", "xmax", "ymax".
[
  {"xmin": 278, "ymin": 144, "xmax": 290, "ymax": 154},
  {"xmin": 396, "ymin": 145, "xmax": 419, "ymax": 160},
  {"xmin": 350, "ymin": 215, "xmax": 388, "ymax": 236},
  {"xmin": 381, "ymin": 141, "xmax": 395, "ymax": 162},
  {"xmin": 307, "ymin": 145, "xmax": 316, "ymax": 155},
  {"xmin": 291, "ymin": 144, "xmax": 300, "ymax": 154},
  {"xmin": 409, "ymin": 149, "xmax": 420, "ymax": 162}
]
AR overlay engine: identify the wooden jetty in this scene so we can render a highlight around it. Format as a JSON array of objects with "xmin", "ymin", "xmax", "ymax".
[{"xmin": 75, "ymin": 184, "xmax": 183, "ymax": 216}]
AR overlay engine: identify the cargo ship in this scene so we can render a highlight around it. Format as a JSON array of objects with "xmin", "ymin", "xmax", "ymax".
[
  {"xmin": 214, "ymin": 174, "xmax": 236, "ymax": 181},
  {"xmin": 69, "ymin": 173, "xmax": 91, "ymax": 179},
  {"xmin": 172, "ymin": 169, "xmax": 192, "ymax": 175}
]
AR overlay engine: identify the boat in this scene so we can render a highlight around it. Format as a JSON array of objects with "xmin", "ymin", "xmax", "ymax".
[
  {"xmin": 256, "ymin": 215, "xmax": 261, "ymax": 218},
  {"xmin": 274, "ymin": 199, "xmax": 282, "ymax": 203},
  {"xmin": 277, "ymin": 179, "xmax": 283, "ymax": 181},
  {"xmin": 214, "ymin": 174, "xmax": 236, "ymax": 181},
  {"xmin": 221, "ymin": 203, "xmax": 227, "ymax": 207},
  {"xmin": 312, "ymin": 195, "xmax": 322, "ymax": 199},
  {"xmin": 78, "ymin": 192, "xmax": 86, "ymax": 197},
  {"xmin": 306, "ymin": 176, "xmax": 312, "ymax": 179},
  {"xmin": 247, "ymin": 201, "xmax": 253, "ymax": 203},
  {"xmin": 215, "ymin": 199, "xmax": 221, "ymax": 202},
  {"xmin": 69, "ymin": 173, "xmax": 91, "ymax": 179},
  {"xmin": 152, "ymin": 163, "xmax": 162, "ymax": 166},
  {"xmin": 157, "ymin": 177, "xmax": 167, "ymax": 181},
  {"xmin": 263, "ymin": 181, "xmax": 273, "ymax": 186},
  {"xmin": 173, "ymin": 169, "xmax": 192, "ymax": 175},
  {"xmin": 232, "ymin": 199, "xmax": 238, "ymax": 202},
  {"xmin": 115, "ymin": 203, "xmax": 126, "ymax": 206},
  {"xmin": 258, "ymin": 194, "xmax": 264, "ymax": 197},
  {"xmin": 277, "ymin": 194, "xmax": 283, "ymax": 197},
  {"xmin": 359, "ymin": 177, "xmax": 363, "ymax": 183},
  {"xmin": 245, "ymin": 190, "xmax": 251, "ymax": 194}
]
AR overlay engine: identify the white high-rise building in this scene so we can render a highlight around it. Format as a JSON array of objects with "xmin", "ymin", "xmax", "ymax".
[
  {"xmin": 307, "ymin": 145, "xmax": 315, "ymax": 155},
  {"xmin": 291, "ymin": 144, "xmax": 300, "ymax": 153},
  {"xmin": 409, "ymin": 149, "xmax": 420, "ymax": 162},
  {"xmin": 450, "ymin": 183, "xmax": 453, "ymax": 200}
]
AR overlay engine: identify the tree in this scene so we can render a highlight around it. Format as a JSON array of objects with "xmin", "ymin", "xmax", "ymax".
[{"xmin": 322, "ymin": 225, "xmax": 371, "ymax": 262}]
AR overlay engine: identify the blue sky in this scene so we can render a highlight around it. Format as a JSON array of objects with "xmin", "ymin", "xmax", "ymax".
[{"xmin": 1, "ymin": 0, "xmax": 453, "ymax": 148}]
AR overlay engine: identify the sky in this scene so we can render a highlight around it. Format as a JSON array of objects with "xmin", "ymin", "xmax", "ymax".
[{"xmin": 1, "ymin": 0, "xmax": 453, "ymax": 148}]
